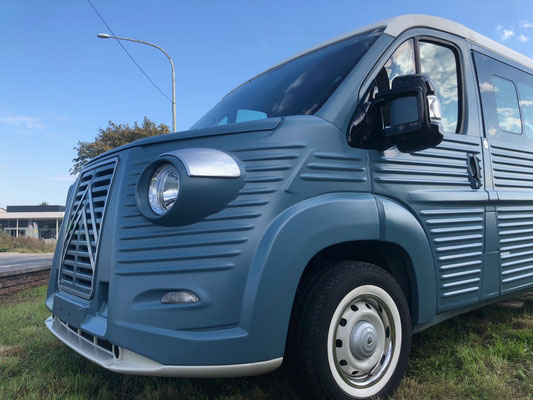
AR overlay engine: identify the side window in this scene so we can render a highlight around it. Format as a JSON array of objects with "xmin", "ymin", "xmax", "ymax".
[
  {"xmin": 384, "ymin": 40, "xmax": 416, "ymax": 86},
  {"xmin": 493, "ymin": 76, "xmax": 522, "ymax": 134},
  {"xmin": 214, "ymin": 110, "xmax": 267, "ymax": 126},
  {"xmin": 518, "ymin": 82, "xmax": 533, "ymax": 138},
  {"xmin": 473, "ymin": 51, "xmax": 533, "ymax": 140},
  {"xmin": 378, "ymin": 38, "xmax": 461, "ymax": 133},
  {"xmin": 236, "ymin": 109, "xmax": 267, "ymax": 123},
  {"xmin": 419, "ymin": 42, "xmax": 459, "ymax": 133}
]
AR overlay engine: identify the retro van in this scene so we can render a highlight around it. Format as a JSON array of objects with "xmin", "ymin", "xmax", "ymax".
[{"xmin": 45, "ymin": 14, "xmax": 533, "ymax": 400}]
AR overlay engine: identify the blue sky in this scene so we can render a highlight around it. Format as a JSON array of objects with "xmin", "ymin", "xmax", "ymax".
[{"xmin": 1, "ymin": 0, "xmax": 532, "ymax": 207}]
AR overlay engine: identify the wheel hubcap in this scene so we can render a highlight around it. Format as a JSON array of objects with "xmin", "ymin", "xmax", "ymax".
[
  {"xmin": 331, "ymin": 295, "xmax": 396, "ymax": 389},
  {"xmin": 350, "ymin": 321, "xmax": 377, "ymax": 359}
]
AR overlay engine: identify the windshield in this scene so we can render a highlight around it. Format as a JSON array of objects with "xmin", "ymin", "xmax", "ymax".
[{"xmin": 191, "ymin": 28, "xmax": 383, "ymax": 129}]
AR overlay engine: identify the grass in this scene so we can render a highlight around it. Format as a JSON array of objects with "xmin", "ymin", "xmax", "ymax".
[
  {"xmin": 0, "ymin": 231, "xmax": 55, "ymax": 253},
  {"xmin": 0, "ymin": 286, "xmax": 531, "ymax": 400}
]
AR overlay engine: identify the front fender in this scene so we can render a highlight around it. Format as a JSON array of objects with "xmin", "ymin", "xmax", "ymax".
[
  {"xmin": 375, "ymin": 195, "xmax": 436, "ymax": 324},
  {"xmin": 241, "ymin": 193, "xmax": 436, "ymax": 360}
]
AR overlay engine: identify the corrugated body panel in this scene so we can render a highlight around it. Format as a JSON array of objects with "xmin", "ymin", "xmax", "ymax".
[
  {"xmin": 300, "ymin": 152, "xmax": 367, "ymax": 182},
  {"xmin": 288, "ymin": 151, "xmax": 368, "ymax": 193},
  {"xmin": 374, "ymin": 137, "xmax": 474, "ymax": 187},
  {"xmin": 371, "ymin": 134, "xmax": 485, "ymax": 310},
  {"xmin": 421, "ymin": 208, "xmax": 483, "ymax": 298},
  {"xmin": 115, "ymin": 143, "xmax": 308, "ymax": 273},
  {"xmin": 115, "ymin": 142, "xmax": 369, "ymax": 272},
  {"xmin": 108, "ymin": 132, "xmax": 370, "ymax": 332},
  {"xmin": 497, "ymin": 206, "xmax": 533, "ymax": 292},
  {"xmin": 105, "ymin": 142, "xmax": 305, "ymax": 330},
  {"xmin": 488, "ymin": 140, "xmax": 533, "ymax": 293},
  {"xmin": 70, "ymin": 117, "xmax": 372, "ymax": 334},
  {"xmin": 104, "ymin": 132, "xmax": 368, "ymax": 329},
  {"xmin": 491, "ymin": 143, "xmax": 533, "ymax": 190}
]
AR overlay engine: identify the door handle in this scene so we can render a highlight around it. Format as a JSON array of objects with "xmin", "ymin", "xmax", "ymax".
[{"xmin": 466, "ymin": 153, "xmax": 482, "ymax": 189}]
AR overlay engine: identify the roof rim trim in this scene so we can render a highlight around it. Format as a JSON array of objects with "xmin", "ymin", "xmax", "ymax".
[{"xmin": 277, "ymin": 14, "xmax": 533, "ymax": 73}]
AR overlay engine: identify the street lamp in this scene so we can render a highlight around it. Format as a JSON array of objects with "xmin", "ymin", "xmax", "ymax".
[{"xmin": 97, "ymin": 33, "xmax": 176, "ymax": 132}]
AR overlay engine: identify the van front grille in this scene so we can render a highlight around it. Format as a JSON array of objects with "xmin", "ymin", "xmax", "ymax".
[{"xmin": 58, "ymin": 158, "xmax": 117, "ymax": 299}]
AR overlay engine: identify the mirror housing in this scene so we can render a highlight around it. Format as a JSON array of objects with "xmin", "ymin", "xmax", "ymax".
[{"xmin": 349, "ymin": 74, "xmax": 444, "ymax": 153}]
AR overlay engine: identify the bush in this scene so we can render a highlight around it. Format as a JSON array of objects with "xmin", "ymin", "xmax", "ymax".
[{"xmin": 0, "ymin": 231, "xmax": 55, "ymax": 253}]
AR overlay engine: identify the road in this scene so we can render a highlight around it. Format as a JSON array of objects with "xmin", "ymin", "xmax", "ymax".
[{"xmin": 0, "ymin": 252, "xmax": 54, "ymax": 275}]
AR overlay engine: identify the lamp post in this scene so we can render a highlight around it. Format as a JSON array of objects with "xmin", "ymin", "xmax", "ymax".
[{"xmin": 97, "ymin": 33, "xmax": 176, "ymax": 132}]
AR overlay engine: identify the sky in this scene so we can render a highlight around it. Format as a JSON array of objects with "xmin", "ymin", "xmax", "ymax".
[{"xmin": 1, "ymin": 0, "xmax": 533, "ymax": 207}]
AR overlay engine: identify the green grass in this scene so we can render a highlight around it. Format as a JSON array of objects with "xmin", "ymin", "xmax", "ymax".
[{"xmin": 0, "ymin": 287, "xmax": 532, "ymax": 400}]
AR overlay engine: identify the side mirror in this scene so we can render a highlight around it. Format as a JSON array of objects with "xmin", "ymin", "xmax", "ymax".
[{"xmin": 349, "ymin": 74, "xmax": 444, "ymax": 153}]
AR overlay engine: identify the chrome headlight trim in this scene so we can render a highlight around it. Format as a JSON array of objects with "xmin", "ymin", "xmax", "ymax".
[{"xmin": 160, "ymin": 148, "xmax": 240, "ymax": 178}]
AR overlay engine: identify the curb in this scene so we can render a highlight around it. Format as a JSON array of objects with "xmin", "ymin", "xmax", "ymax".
[{"xmin": 0, "ymin": 265, "xmax": 51, "ymax": 296}]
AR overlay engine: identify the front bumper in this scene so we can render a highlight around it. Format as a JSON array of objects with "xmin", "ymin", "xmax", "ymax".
[{"xmin": 45, "ymin": 316, "xmax": 282, "ymax": 377}]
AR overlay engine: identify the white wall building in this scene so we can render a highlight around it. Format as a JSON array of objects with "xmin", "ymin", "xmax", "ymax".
[{"xmin": 0, "ymin": 205, "xmax": 65, "ymax": 240}]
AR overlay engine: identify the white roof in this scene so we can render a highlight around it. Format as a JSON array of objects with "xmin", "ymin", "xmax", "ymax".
[
  {"xmin": 0, "ymin": 212, "xmax": 64, "ymax": 220},
  {"xmin": 282, "ymin": 14, "xmax": 533, "ymax": 71}
]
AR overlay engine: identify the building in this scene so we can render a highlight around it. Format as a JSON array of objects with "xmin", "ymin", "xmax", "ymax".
[{"xmin": 0, "ymin": 205, "xmax": 65, "ymax": 240}]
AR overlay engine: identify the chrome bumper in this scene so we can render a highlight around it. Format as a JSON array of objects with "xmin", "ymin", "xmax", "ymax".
[{"xmin": 45, "ymin": 316, "xmax": 282, "ymax": 377}]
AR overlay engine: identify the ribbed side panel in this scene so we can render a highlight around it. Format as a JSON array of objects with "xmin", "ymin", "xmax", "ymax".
[
  {"xmin": 115, "ymin": 143, "xmax": 308, "ymax": 273},
  {"xmin": 371, "ymin": 135, "xmax": 485, "ymax": 309},
  {"xmin": 491, "ymin": 143, "xmax": 533, "ymax": 189},
  {"xmin": 421, "ymin": 208, "xmax": 484, "ymax": 299},
  {"xmin": 497, "ymin": 206, "xmax": 533, "ymax": 292},
  {"xmin": 115, "ymin": 140, "xmax": 371, "ymax": 274},
  {"xmin": 489, "ymin": 141, "xmax": 533, "ymax": 292},
  {"xmin": 107, "ymin": 128, "xmax": 370, "ymax": 333},
  {"xmin": 300, "ymin": 152, "xmax": 367, "ymax": 183},
  {"xmin": 374, "ymin": 137, "xmax": 477, "ymax": 187}
]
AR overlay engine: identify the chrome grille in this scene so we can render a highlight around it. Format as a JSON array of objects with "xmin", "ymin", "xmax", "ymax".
[{"xmin": 58, "ymin": 158, "xmax": 117, "ymax": 299}]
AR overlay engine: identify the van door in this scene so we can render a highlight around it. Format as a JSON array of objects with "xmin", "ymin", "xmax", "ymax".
[
  {"xmin": 367, "ymin": 32, "xmax": 490, "ymax": 313},
  {"xmin": 473, "ymin": 50, "xmax": 533, "ymax": 295}
]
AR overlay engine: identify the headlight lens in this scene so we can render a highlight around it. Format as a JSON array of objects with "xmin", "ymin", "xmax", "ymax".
[{"xmin": 148, "ymin": 164, "xmax": 179, "ymax": 215}]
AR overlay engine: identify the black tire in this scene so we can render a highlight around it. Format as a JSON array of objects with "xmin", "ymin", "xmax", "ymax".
[{"xmin": 288, "ymin": 261, "xmax": 411, "ymax": 400}]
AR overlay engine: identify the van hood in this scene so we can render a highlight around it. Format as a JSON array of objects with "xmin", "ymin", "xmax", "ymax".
[{"xmin": 87, "ymin": 117, "xmax": 282, "ymax": 166}]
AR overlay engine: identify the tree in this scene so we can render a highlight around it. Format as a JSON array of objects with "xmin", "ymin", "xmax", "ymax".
[
  {"xmin": 71, "ymin": 117, "xmax": 170, "ymax": 175},
  {"xmin": 39, "ymin": 202, "xmax": 49, "ymax": 206}
]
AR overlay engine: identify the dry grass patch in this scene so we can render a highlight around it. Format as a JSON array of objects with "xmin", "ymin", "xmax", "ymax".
[
  {"xmin": 0, "ymin": 231, "xmax": 55, "ymax": 253},
  {"xmin": 0, "ymin": 345, "xmax": 21, "ymax": 358}
]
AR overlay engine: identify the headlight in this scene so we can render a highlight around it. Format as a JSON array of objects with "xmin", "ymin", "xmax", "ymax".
[
  {"xmin": 148, "ymin": 164, "xmax": 179, "ymax": 215},
  {"xmin": 136, "ymin": 150, "xmax": 245, "ymax": 226}
]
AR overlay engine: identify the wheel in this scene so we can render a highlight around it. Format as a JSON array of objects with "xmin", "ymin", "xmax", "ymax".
[{"xmin": 289, "ymin": 261, "xmax": 411, "ymax": 400}]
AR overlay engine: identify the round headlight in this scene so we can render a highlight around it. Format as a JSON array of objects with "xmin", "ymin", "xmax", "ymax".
[{"xmin": 148, "ymin": 164, "xmax": 179, "ymax": 215}]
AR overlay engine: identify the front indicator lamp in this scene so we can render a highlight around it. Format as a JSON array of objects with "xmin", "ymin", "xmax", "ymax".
[
  {"xmin": 427, "ymin": 94, "xmax": 442, "ymax": 122},
  {"xmin": 161, "ymin": 291, "xmax": 199, "ymax": 304},
  {"xmin": 148, "ymin": 164, "xmax": 179, "ymax": 215}
]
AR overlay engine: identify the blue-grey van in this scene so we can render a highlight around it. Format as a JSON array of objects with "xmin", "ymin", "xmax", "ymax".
[{"xmin": 45, "ymin": 14, "xmax": 533, "ymax": 400}]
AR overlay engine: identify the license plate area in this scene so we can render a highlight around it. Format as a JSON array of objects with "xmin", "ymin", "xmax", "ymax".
[{"xmin": 52, "ymin": 292, "xmax": 89, "ymax": 328}]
